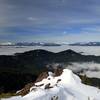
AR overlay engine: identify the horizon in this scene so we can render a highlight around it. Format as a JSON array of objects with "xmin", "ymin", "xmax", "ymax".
[
  {"xmin": 1, "ymin": 0, "xmax": 100, "ymax": 43},
  {"xmin": 1, "ymin": 41, "xmax": 100, "ymax": 44}
]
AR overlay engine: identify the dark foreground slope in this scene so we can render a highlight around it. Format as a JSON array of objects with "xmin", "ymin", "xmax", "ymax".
[{"xmin": 0, "ymin": 49, "xmax": 100, "ymax": 93}]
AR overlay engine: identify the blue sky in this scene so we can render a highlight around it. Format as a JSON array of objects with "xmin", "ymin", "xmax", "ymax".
[{"xmin": 1, "ymin": 0, "xmax": 100, "ymax": 43}]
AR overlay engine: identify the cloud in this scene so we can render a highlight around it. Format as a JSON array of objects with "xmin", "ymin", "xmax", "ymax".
[
  {"xmin": 0, "ymin": 0, "xmax": 100, "ymax": 42},
  {"xmin": 82, "ymin": 26, "xmax": 100, "ymax": 33},
  {"xmin": 27, "ymin": 17, "xmax": 38, "ymax": 21}
]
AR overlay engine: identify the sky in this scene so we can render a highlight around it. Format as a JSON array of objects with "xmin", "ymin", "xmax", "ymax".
[{"xmin": 1, "ymin": 0, "xmax": 100, "ymax": 43}]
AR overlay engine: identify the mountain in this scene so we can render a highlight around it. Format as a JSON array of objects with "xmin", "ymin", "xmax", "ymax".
[
  {"xmin": 15, "ymin": 42, "xmax": 42, "ymax": 46},
  {"xmin": 0, "ymin": 42, "xmax": 61, "ymax": 46},
  {"xmin": 1, "ymin": 49, "xmax": 100, "ymax": 93},
  {"xmin": 0, "ymin": 42, "xmax": 13, "ymax": 46},
  {"xmin": 69, "ymin": 42, "xmax": 100, "ymax": 46},
  {"xmin": 41, "ymin": 43, "xmax": 61, "ymax": 46},
  {"xmin": 2, "ymin": 69, "xmax": 100, "ymax": 100},
  {"xmin": 1, "ymin": 49, "xmax": 100, "ymax": 74},
  {"xmin": 15, "ymin": 42, "xmax": 61, "ymax": 46}
]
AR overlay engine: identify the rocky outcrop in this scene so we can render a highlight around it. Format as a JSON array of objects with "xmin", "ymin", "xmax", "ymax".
[
  {"xmin": 35, "ymin": 72, "xmax": 48, "ymax": 82},
  {"xmin": 17, "ymin": 68, "xmax": 63, "ymax": 96},
  {"xmin": 54, "ymin": 68, "xmax": 63, "ymax": 77},
  {"xmin": 17, "ymin": 72, "xmax": 48, "ymax": 96},
  {"xmin": 17, "ymin": 82, "xmax": 34, "ymax": 96}
]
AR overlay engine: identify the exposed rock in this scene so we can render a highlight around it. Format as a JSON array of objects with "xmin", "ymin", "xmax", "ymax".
[
  {"xmin": 17, "ymin": 72, "xmax": 48, "ymax": 96},
  {"xmin": 51, "ymin": 96, "xmax": 59, "ymax": 100},
  {"xmin": 35, "ymin": 84, "xmax": 44, "ymax": 87},
  {"xmin": 54, "ymin": 68, "xmax": 63, "ymax": 77},
  {"xmin": 48, "ymin": 78, "xmax": 51, "ymax": 80},
  {"xmin": 57, "ymin": 79, "xmax": 61, "ymax": 83},
  {"xmin": 35, "ymin": 72, "xmax": 48, "ymax": 82},
  {"xmin": 44, "ymin": 83, "xmax": 51, "ymax": 89},
  {"xmin": 17, "ymin": 82, "xmax": 34, "ymax": 96},
  {"xmin": 17, "ymin": 68, "xmax": 63, "ymax": 96}
]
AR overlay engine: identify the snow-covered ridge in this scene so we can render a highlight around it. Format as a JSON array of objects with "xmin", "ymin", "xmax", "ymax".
[
  {"xmin": 0, "ymin": 42, "xmax": 13, "ymax": 46},
  {"xmin": 2, "ymin": 69, "xmax": 100, "ymax": 100},
  {"xmin": 69, "ymin": 42, "xmax": 100, "ymax": 46}
]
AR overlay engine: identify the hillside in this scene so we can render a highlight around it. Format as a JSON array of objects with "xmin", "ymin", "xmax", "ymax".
[{"xmin": 1, "ymin": 49, "xmax": 100, "ymax": 93}]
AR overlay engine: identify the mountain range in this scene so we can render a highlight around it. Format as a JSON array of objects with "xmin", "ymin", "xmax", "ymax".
[
  {"xmin": 69, "ymin": 42, "xmax": 100, "ymax": 46},
  {"xmin": 2, "ymin": 41, "xmax": 100, "ymax": 46},
  {"xmin": 0, "ymin": 42, "xmax": 61, "ymax": 46}
]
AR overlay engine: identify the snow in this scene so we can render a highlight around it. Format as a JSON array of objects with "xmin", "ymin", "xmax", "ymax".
[
  {"xmin": 0, "ymin": 42, "xmax": 13, "ymax": 46},
  {"xmin": 2, "ymin": 69, "xmax": 100, "ymax": 100}
]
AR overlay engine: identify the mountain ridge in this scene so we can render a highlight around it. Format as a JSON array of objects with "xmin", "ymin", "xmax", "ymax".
[
  {"xmin": 69, "ymin": 42, "xmax": 100, "ymax": 46},
  {"xmin": 2, "ymin": 69, "xmax": 100, "ymax": 100},
  {"xmin": 1, "ymin": 49, "xmax": 100, "ymax": 93}
]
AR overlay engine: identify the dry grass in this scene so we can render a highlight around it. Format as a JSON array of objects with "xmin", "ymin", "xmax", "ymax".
[{"xmin": 0, "ymin": 93, "xmax": 17, "ymax": 99}]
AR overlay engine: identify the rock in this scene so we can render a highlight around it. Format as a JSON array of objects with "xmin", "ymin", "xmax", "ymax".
[
  {"xmin": 44, "ymin": 83, "xmax": 52, "ymax": 89},
  {"xmin": 54, "ymin": 68, "xmax": 63, "ymax": 77},
  {"xmin": 16, "ymin": 82, "xmax": 34, "ymax": 96},
  {"xmin": 51, "ymin": 96, "xmax": 59, "ymax": 100},
  {"xmin": 17, "ymin": 68, "xmax": 63, "ymax": 96},
  {"xmin": 57, "ymin": 79, "xmax": 61, "ymax": 83},
  {"xmin": 35, "ymin": 72, "xmax": 48, "ymax": 82},
  {"xmin": 35, "ymin": 84, "xmax": 44, "ymax": 87}
]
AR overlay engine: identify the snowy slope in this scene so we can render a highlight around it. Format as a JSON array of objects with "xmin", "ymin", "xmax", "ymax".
[{"xmin": 2, "ymin": 69, "xmax": 100, "ymax": 100}]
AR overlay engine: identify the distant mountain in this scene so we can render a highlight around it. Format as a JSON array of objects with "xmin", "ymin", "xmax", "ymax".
[
  {"xmin": 2, "ymin": 42, "xmax": 100, "ymax": 46},
  {"xmin": 0, "ymin": 42, "xmax": 61, "ymax": 46},
  {"xmin": 41, "ymin": 43, "xmax": 61, "ymax": 46},
  {"xmin": 69, "ymin": 42, "xmax": 100, "ymax": 46},
  {"xmin": 15, "ymin": 42, "xmax": 42, "ymax": 46},
  {"xmin": 0, "ymin": 42, "xmax": 14, "ymax": 46},
  {"xmin": 15, "ymin": 42, "xmax": 61, "ymax": 46}
]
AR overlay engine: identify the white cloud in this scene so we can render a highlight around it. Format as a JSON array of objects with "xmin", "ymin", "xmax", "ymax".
[
  {"xmin": 27, "ymin": 17, "xmax": 38, "ymax": 21},
  {"xmin": 82, "ymin": 26, "xmax": 100, "ymax": 33}
]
